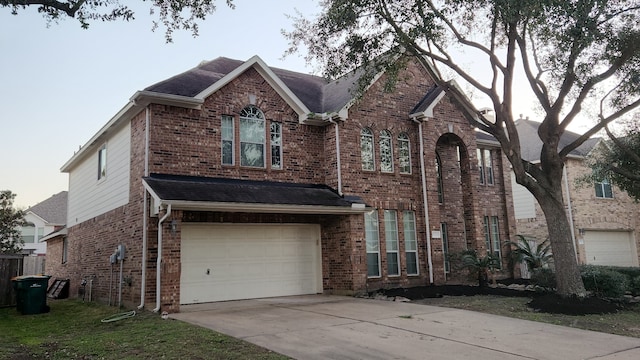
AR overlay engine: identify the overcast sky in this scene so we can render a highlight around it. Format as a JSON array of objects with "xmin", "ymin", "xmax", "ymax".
[
  {"xmin": 1, "ymin": 1, "xmax": 593, "ymax": 209},
  {"xmin": 1, "ymin": 1, "xmax": 321, "ymax": 208}
]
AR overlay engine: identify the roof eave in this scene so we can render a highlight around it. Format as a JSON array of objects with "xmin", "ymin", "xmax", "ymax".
[{"xmin": 163, "ymin": 200, "xmax": 369, "ymax": 214}]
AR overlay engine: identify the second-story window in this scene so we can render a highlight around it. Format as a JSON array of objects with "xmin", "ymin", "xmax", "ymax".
[
  {"xmin": 398, "ymin": 133, "xmax": 411, "ymax": 174},
  {"xmin": 361, "ymin": 128, "xmax": 375, "ymax": 171},
  {"xmin": 595, "ymin": 178, "xmax": 613, "ymax": 198},
  {"xmin": 380, "ymin": 130, "xmax": 393, "ymax": 173},
  {"xmin": 477, "ymin": 148, "xmax": 494, "ymax": 185},
  {"xmin": 98, "ymin": 144, "xmax": 107, "ymax": 180},
  {"xmin": 240, "ymin": 105, "xmax": 265, "ymax": 168},
  {"xmin": 270, "ymin": 122, "xmax": 282, "ymax": 169},
  {"xmin": 221, "ymin": 115, "xmax": 234, "ymax": 165}
]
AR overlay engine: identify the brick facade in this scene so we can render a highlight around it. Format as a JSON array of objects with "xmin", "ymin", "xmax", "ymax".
[
  {"xmin": 516, "ymin": 157, "xmax": 640, "ymax": 265},
  {"xmin": 49, "ymin": 56, "xmax": 516, "ymax": 312}
]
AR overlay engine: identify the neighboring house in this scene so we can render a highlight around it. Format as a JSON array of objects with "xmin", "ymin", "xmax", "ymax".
[
  {"xmin": 20, "ymin": 191, "xmax": 67, "ymax": 256},
  {"xmin": 46, "ymin": 55, "xmax": 516, "ymax": 313},
  {"xmin": 512, "ymin": 119, "xmax": 640, "ymax": 267}
]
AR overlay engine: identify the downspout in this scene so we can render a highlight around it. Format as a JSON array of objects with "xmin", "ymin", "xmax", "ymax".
[
  {"xmin": 563, "ymin": 166, "xmax": 578, "ymax": 262},
  {"xmin": 153, "ymin": 203, "xmax": 171, "ymax": 313},
  {"xmin": 138, "ymin": 107, "xmax": 150, "ymax": 310},
  {"xmin": 328, "ymin": 117, "xmax": 343, "ymax": 195},
  {"xmin": 413, "ymin": 118, "xmax": 434, "ymax": 284}
]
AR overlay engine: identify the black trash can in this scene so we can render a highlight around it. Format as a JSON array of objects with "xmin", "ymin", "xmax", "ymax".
[{"xmin": 12, "ymin": 275, "xmax": 51, "ymax": 315}]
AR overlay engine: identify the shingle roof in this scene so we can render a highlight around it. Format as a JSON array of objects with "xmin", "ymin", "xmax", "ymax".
[
  {"xmin": 515, "ymin": 119, "xmax": 600, "ymax": 162},
  {"xmin": 143, "ymin": 174, "xmax": 364, "ymax": 208},
  {"xmin": 143, "ymin": 56, "xmax": 404, "ymax": 115},
  {"xmin": 26, "ymin": 191, "xmax": 67, "ymax": 225},
  {"xmin": 411, "ymin": 85, "xmax": 445, "ymax": 115}
]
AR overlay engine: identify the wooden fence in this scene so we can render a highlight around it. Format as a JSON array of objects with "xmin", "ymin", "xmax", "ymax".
[
  {"xmin": 23, "ymin": 256, "xmax": 46, "ymax": 275},
  {"xmin": 0, "ymin": 255, "xmax": 23, "ymax": 307}
]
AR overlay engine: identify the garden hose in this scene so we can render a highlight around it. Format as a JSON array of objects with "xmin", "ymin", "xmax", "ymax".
[{"xmin": 101, "ymin": 310, "xmax": 136, "ymax": 323}]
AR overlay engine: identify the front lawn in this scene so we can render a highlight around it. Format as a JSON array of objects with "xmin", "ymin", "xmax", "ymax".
[{"xmin": 0, "ymin": 300, "xmax": 289, "ymax": 360}]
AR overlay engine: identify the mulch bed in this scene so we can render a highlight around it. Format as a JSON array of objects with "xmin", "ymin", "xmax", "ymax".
[{"xmin": 374, "ymin": 281, "xmax": 633, "ymax": 315}]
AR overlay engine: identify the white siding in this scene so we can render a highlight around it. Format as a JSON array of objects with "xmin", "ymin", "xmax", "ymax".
[
  {"xmin": 511, "ymin": 172, "xmax": 536, "ymax": 219},
  {"xmin": 67, "ymin": 122, "xmax": 131, "ymax": 226}
]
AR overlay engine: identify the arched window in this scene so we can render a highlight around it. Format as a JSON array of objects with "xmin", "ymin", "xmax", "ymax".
[
  {"xmin": 361, "ymin": 128, "xmax": 374, "ymax": 171},
  {"xmin": 239, "ymin": 105, "xmax": 265, "ymax": 167},
  {"xmin": 398, "ymin": 133, "xmax": 411, "ymax": 174},
  {"xmin": 380, "ymin": 130, "xmax": 393, "ymax": 173}
]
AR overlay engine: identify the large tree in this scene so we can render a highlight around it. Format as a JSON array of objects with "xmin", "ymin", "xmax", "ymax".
[
  {"xmin": 1, "ymin": 0, "xmax": 234, "ymax": 41},
  {"xmin": 0, "ymin": 190, "xmax": 25, "ymax": 254},
  {"xmin": 585, "ymin": 117, "xmax": 640, "ymax": 200},
  {"xmin": 285, "ymin": 0, "xmax": 640, "ymax": 297}
]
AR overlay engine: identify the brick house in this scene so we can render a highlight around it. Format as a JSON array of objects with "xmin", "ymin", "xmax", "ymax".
[
  {"xmin": 512, "ymin": 118, "xmax": 640, "ymax": 267},
  {"xmin": 46, "ymin": 55, "xmax": 516, "ymax": 312}
]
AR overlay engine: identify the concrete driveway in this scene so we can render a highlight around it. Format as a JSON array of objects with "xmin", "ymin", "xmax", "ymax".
[{"xmin": 171, "ymin": 295, "xmax": 640, "ymax": 360}]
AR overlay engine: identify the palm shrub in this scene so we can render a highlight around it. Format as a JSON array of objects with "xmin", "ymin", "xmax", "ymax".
[
  {"xmin": 505, "ymin": 235, "xmax": 553, "ymax": 273},
  {"xmin": 459, "ymin": 249, "xmax": 500, "ymax": 288}
]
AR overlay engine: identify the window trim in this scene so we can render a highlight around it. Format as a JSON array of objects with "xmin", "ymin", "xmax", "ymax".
[
  {"xmin": 477, "ymin": 148, "xmax": 494, "ymax": 185},
  {"xmin": 436, "ymin": 153, "xmax": 444, "ymax": 204},
  {"xmin": 62, "ymin": 237, "xmax": 68, "ymax": 264},
  {"xmin": 398, "ymin": 133, "xmax": 411, "ymax": 174},
  {"xmin": 361, "ymin": 128, "xmax": 375, "ymax": 171},
  {"xmin": 384, "ymin": 210, "xmax": 400, "ymax": 276},
  {"xmin": 483, "ymin": 216, "xmax": 502, "ymax": 268},
  {"xmin": 365, "ymin": 210, "xmax": 381, "ymax": 278}
]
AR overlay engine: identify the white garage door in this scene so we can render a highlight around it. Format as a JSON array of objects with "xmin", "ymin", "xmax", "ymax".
[
  {"xmin": 583, "ymin": 231, "xmax": 638, "ymax": 267},
  {"xmin": 180, "ymin": 224, "xmax": 322, "ymax": 304}
]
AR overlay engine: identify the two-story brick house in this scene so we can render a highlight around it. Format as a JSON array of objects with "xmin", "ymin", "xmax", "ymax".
[
  {"xmin": 512, "ymin": 118, "xmax": 640, "ymax": 267},
  {"xmin": 46, "ymin": 55, "xmax": 516, "ymax": 312}
]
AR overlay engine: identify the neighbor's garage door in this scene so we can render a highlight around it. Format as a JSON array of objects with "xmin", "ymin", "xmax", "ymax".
[
  {"xmin": 180, "ymin": 224, "xmax": 322, "ymax": 304},
  {"xmin": 583, "ymin": 230, "xmax": 638, "ymax": 267}
]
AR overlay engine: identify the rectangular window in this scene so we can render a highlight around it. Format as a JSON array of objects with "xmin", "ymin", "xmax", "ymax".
[
  {"xmin": 595, "ymin": 179, "xmax": 613, "ymax": 198},
  {"xmin": 62, "ymin": 237, "xmax": 68, "ymax": 264},
  {"xmin": 365, "ymin": 210, "xmax": 380, "ymax": 277},
  {"xmin": 477, "ymin": 148, "xmax": 484, "ymax": 184},
  {"xmin": 441, "ymin": 223, "xmax": 450, "ymax": 273},
  {"xmin": 221, "ymin": 115, "xmax": 234, "ymax": 165},
  {"xmin": 484, "ymin": 150, "xmax": 494, "ymax": 185},
  {"xmin": 37, "ymin": 227, "xmax": 44, "ymax": 241},
  {"xmin": 398, "ymin": 134, "xmax": 411, "ymax": 174},
  {"xmin": 477, "ymin": 148, "xmax": 494, "ymax": 185},
  {"xmin": 403, "ymin": 211, "xmax": 419, "ymax": 275},
  {"xmin": 384, "ymin": 210, "xmax": 399, "ymax": 276},
  {"xmin": 240, "ymin": 117, "xmax": 265, "ymax": 167},
  {"xmin": 483, "ymin": 216, "xmax": 502, "ymax": 268},
  {"xmin": 490, "ymin": 216, "xmax": 501, "ymax": 267},
  {"xmin": 270, "ymin": 122, "xmax": 282, "ymax": 169},
  {"xmin": 98, "ymin": 145, "xmax": 107, "ymax": 180},
  {"xmin": 21, "ymin": 225, "xmax": 35, "ymax": 243}
]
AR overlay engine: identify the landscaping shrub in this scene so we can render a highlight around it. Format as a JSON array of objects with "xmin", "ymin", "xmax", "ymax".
[
  {"xmin": 580, "ymin": 265, "xmax": 628, "ymax": 298},
  {"xmin": 631, "ymin": 276, "xmax": 640, "ymax": 296},
  {"xmin": 530, "ymin": 268, "xmax": 556, "ymax": 291}
]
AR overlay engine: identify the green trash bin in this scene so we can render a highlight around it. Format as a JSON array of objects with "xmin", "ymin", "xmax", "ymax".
[{"xmin": 12, "ymin": 275, "xmax": 51, "ymax": 315}]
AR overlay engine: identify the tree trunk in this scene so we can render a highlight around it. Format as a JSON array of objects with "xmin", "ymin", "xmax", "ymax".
[{"xmin": 537, "ymin": 189, "xmax": 586, "ymax": 297}]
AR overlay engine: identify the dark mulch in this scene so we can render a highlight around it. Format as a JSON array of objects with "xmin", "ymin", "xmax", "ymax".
[
  {"xmin": 374, "ymin": 282, "xmax": 633, "ymax": 315},
  {"xmin": 527, "ymin": 294, "xmax": 623, "ymax": 315}
]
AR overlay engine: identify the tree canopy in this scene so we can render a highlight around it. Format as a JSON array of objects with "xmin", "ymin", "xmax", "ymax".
[
  {"xmin": 0, "ymin": 190, "xmax": 25, "ymax": 254},
  {"xmin": 585, "ymin": 118, "xmax": 640, "ymax": 200},
  {"xmin": 285, "ymin": 0, "xmax": 640, "ymax": 297},
  {"xmin": 1, "ymin": 0, "xmax": 234, "ymax": 42}
]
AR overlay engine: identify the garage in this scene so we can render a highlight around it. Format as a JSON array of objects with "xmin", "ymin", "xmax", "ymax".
[
  {"xmin": 583, "ymin": 230, "xmax": 638, "ymax": 267},
  {"xmin": 180, "ymin": 223, "xmax": 322, "ymax": 304}
]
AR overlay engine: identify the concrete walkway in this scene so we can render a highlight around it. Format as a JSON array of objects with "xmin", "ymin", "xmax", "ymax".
[{"xmin": 171, "ymin": 295, "xmax": 640, "ymax": 360}]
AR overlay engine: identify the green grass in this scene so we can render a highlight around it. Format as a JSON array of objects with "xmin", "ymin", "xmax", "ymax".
[
  {"xmin": 416, "ymin": 295, "xmax": 640, "ymax": 338},
  {"xmin": 0, "ymin": 299, "xmax": 289, "ymax": 360}
]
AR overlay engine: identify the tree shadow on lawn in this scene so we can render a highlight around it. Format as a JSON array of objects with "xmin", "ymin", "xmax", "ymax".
[{"xmin": 374, "ymin": 281, "xmax": 634, "ymax": 315}]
